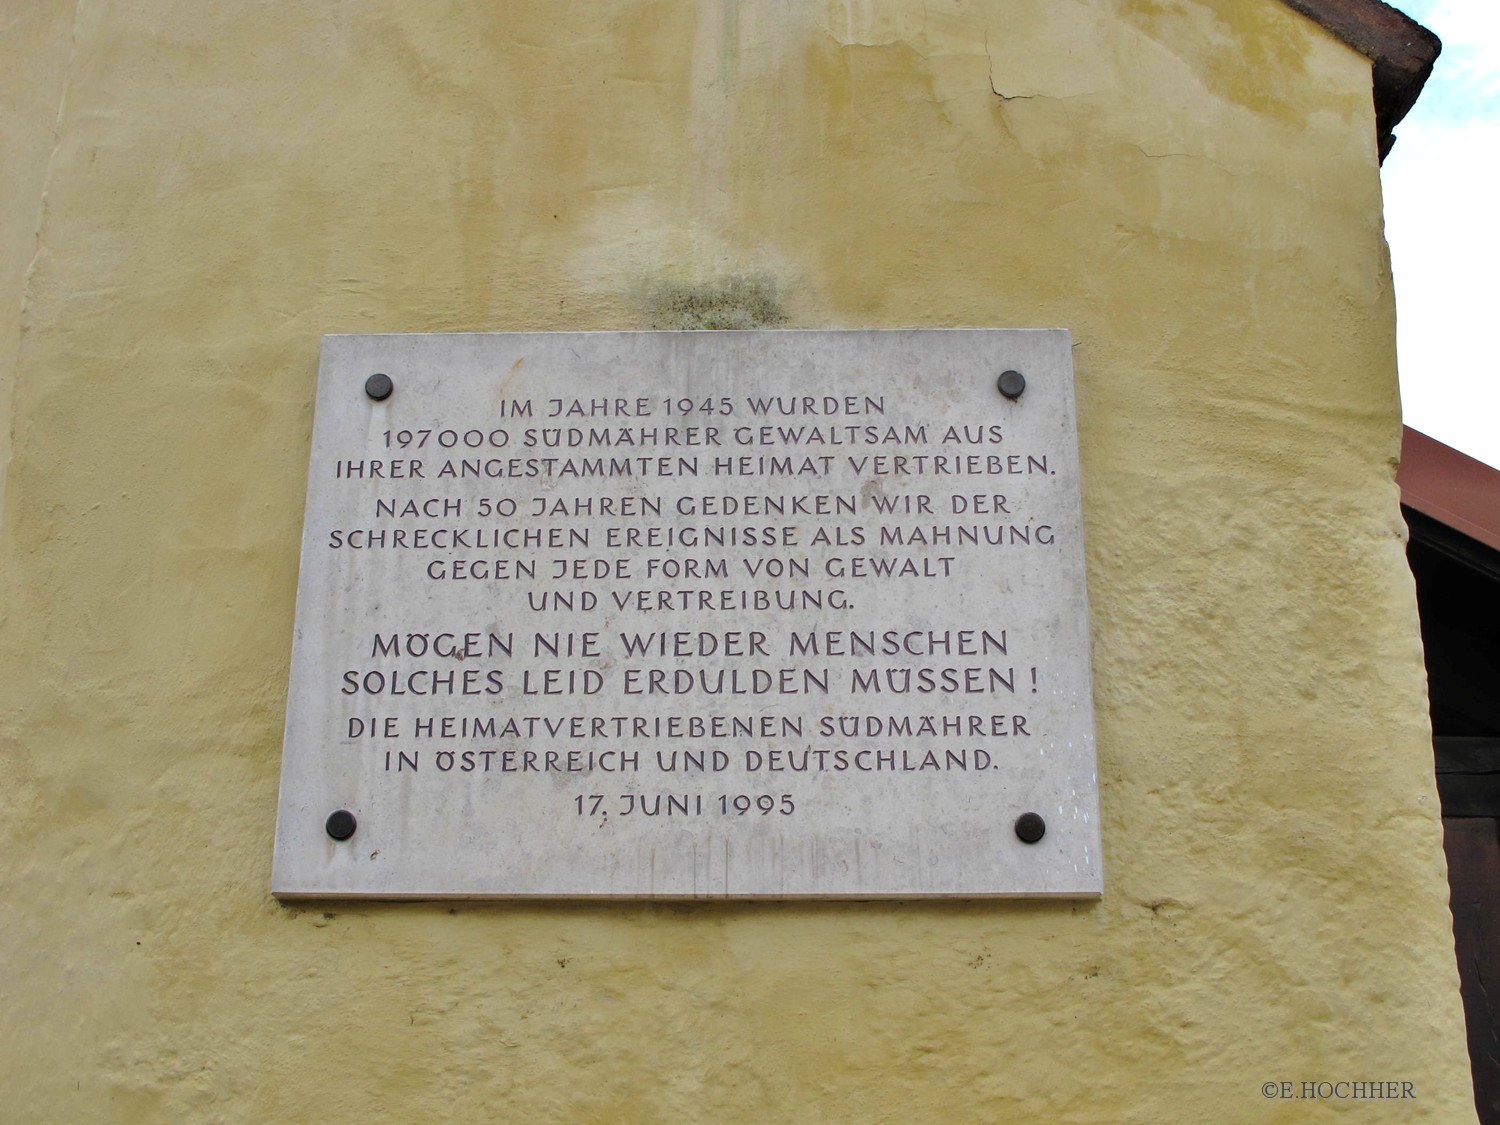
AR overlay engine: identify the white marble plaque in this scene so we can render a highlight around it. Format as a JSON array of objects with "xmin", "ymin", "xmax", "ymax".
[{"xmin": 272, "ymin": 330, "xmax": 1101, "ymax": 898}]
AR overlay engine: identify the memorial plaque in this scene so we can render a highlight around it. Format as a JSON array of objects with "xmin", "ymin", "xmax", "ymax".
[{"xmin": 271, "ymin": 330, "xmax": 1102, "ymax": 898}]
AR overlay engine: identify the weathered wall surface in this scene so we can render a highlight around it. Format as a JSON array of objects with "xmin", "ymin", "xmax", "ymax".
[{"xmin": 0, "ymin": 0, "xmax": 1472, "ymax": 1119}]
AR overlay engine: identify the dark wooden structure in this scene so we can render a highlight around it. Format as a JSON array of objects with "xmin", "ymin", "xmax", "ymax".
[{"xmin": 1401, "ymin": 428, "xmax": 1500, "ymax": 1123}]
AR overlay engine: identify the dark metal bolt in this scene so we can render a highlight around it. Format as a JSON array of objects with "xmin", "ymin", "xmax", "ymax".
[
  {"xmin": 997, "ymin": 370, "xmax": 1026, "ymax": 400},
  {"xmin": 1014, "ymin": 812, "xmax": 1046, "ymax": 844},
  {"xmin": 326, "ymin": 809, "xmax": 358, "ymax": 841},
  {"xmin": 365, "ymin": 373, "xmax": 393, "ymax": 401}
]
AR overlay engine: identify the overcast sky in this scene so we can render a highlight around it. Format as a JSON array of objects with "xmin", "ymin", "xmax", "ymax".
[{"xmin": 1384, "ymin": 2, "xmax": 1500, "ymax": 467}]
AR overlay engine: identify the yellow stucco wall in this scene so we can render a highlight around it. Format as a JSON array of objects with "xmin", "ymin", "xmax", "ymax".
[{"xmin": 0, "ymin": 0, "xmax": 1473, "ymax": 1119}]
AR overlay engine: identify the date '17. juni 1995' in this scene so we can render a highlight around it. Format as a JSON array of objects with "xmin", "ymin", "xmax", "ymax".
[{"xmin": 575, "ymin": 793, "xmax": 795, "ymax": 817}]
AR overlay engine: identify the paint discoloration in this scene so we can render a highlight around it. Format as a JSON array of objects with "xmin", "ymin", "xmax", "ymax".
[{"xmin": 639, "ymin": 274, "xmax": 788, "ymax": 330}]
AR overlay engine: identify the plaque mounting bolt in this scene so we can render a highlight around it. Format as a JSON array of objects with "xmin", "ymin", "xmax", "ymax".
[
  {"xmin": 326, "ymin": 809, "xmax": 358, "ymax": 841},
  {"xmin": 365, "ymin": 373, "xmax": 394, "ymax": 401},
  {"xmin": 1014, "ymin": 812, "xmax": 1046, "ymax": 844},
  {"xmin": 997, "ymin": 370, "xmax": 1026, "ymax": 400}
]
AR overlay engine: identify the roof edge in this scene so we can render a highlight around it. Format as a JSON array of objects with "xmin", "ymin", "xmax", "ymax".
[
  {"xmin": 1279, "ymin": 0, "xmax": 1441, "ymax": 160},
  {"xmin": 1397, "ymin": 428, "xmax": 1500, "ymax": 555}
]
